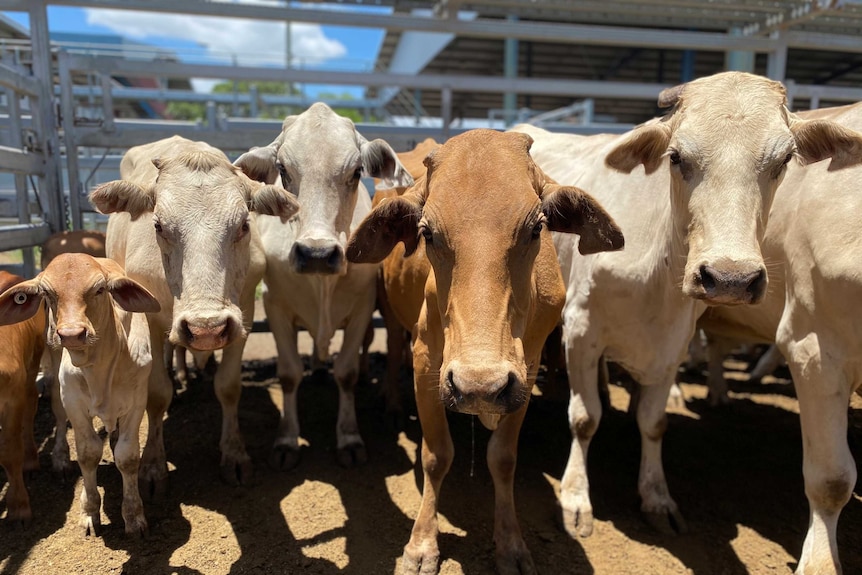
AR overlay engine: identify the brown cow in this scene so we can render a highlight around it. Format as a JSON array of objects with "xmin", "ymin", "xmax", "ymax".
[
  {"xmin": 0, "ymin": 271, "xmax": 46, "ymax": 528},
  {"xmin": 347, "ymin": 129, "xmax": 623, "ymax": 574},
  {"xmin": 39, "ymin": 229, "xmax": 108, "ymax": 474},
  {"xmin": 372, "ymin": 138, "xmax": 440, "ymax": 418}
]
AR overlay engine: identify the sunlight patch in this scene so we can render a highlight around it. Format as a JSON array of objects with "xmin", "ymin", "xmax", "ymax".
[
  {"xmin": 731, "ymin": 524, "xmax": 795, "ymax": 571},
  {"xmin": 170, "ymin": 505, "xmax": 240, "ymax": 574},
  {"xmin": 282, "ymin": 480, "xmax": 347, "ymax": 540},
  {"xmin": 302, "ymin": 536, "xmax": 349, "ymax": 570}
]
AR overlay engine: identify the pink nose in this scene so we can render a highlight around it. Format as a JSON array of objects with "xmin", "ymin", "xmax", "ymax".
[
  {"xmin": 183, "ymin": 321, "xmax": 231, "ymax": 351},
  {"xmin": 57, "ymin": 326, "xmax": 88, "ymax": 348}
]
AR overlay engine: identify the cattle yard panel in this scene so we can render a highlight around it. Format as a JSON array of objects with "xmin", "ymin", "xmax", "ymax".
[{"xmin": 5, "ymin": 0, "xmax": 862, "ymax": 269}]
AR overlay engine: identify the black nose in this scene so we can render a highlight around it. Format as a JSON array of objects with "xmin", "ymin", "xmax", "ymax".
[
  {"xmin": 698, "ymin": 265, "xmax": 767, "ymax": 303},
  {"xmin": 291, "ymin": 243, "xmax": 344, "ymax": 274}
]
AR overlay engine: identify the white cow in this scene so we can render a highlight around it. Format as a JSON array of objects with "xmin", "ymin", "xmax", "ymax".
[
  {"xmin": 90, "ymin": 136, "xmax": 299, "ymax": 491},
  {"xmin": 234, "ymin": 103, "xmax": 412, "ymax": 468},
  {"xmin": 698, "ymin": 101, "xmax": 862, "ymax": 575},
  {"xmin": 511, "ymin": 71, "xmax": 862, "ymax": 538},
  {"xmin": 0, "ymin": 254, "xmax": 160, "ymax": 536}
]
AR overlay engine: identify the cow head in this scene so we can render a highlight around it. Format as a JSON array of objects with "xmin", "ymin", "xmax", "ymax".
[
  {"xmin": 90, "ymin": 147, "xmax": 299, "ymax": 351},
  {"xmin": 0, "ymin": 254, "xmax": 159, "ymax": 367},
  {"xmin": 605, "ymin": 71, "xmax": 862, "ymax": 306},
  {"xmin": 347, "ymin": 129, "xmax": 623, "ymax": 415},
  {"xmin": 234, "ymin": 102, "xmax": 413, "ymax": 275}
]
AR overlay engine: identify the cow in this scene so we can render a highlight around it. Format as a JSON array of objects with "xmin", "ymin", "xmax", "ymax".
[
  {"xmin": 89, "ymin": 135, "xmax": 300, "ymax": 492},
  {"xmin": 0, "ymin": 271, "xmax": 45, "ymax": 528},
  {"xmin": 39, "ymin": 229, "xmax": 107, "ymax": 474},
  {"xmin": 510, "ymin": 71, "xmax": 862, "ymax": 539},
  {"xmin": 372, "ymin": 138, "xmax": 440, "ymax": 419},
  {"xmin": 0, "ymin": 254, "xmax": 160, "ymax": 536},
  {"xmin": 233, "ymin": 102, "xmax": 412, "ymax": 469},
  {"xmin": 347, "ymin": 129, "xmax": 624, "ymax": 574},
  {"xmin": 696, "ymin": 101, "xmax": 862, "ymax": 575}
]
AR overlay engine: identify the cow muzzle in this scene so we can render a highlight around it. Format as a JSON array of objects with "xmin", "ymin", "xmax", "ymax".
[
  {"xmin": 56, "ymin": 324, "xmax": 92, "ymax": 350},
  {"xmin": 687, "ymin": 260, "xmax": 768, "ymax": 305},
  {"xmin": 289, "ymin": 240, "xmax": 345, "ymax": 275},
  {"xmin": 175, "ymin": 314, "xmax": 242, "ymax": 351},
  {"xmin": 441, "ymin": 360, "xmax": 528, "ymax": 415}
]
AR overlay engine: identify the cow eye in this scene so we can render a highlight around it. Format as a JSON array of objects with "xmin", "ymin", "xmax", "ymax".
[
  {"xmin": 277, "ymin": 163, "xmax": 291, "ymax": 187},
  {"xmin": 531, "ymin": 221, "xmax": 544, "ymax": 239},
  {"xmin": 419, "ymin": 224, "xmax": 433, "ymax": 244},
  {"xmin": 236, "ymin": 219, "xmax": 250, "ymax": 241},
  {"xmin": 669, "ymin": 150, "xmax": 681, "ymax": 165},
  {"xmin": 154, "ymin": 220, "xmax": 163, "ymax": 234},
  {"xmin": 353, "ymin": 168, "xmax": 362, "ymax": 181},
  {"xmin": 95, "ymin": 287, "xmax": 105, "ymax": 296},
  {"xmin": 782, "ymin": 152, "xmax": 793, "ymax": 166}
]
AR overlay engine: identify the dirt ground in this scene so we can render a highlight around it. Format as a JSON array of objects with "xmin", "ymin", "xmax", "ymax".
[{"xmin": 2, "ymin": 314, "xmax": 861, "ymax": 575}]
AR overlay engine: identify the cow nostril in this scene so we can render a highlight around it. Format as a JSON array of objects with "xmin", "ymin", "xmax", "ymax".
[
  {"xmin": 699, "ymin": 265, "xmax": 716, "ymax": 292},
  {"xmin": 446, "ymin": 369, "xmax": 462, "ymax": 403},
  {"xmin": 495, "ymin": 372, "xmax": 518, "ymax": 405},
  {"xmin": 327, "ymin": 248, "xmax": 342, "ymax": 269},
  {"xmin": 180, "ymin": 320, "xmax": 193, "ymax": 342},
  {"xmin": 746, "ymin": 268, "xmax": 766, "ymax": 296}
]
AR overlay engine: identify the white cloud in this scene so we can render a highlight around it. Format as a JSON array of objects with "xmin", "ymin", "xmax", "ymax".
[{"xmin": 84, "ymin": 5, "xmax": 346, "ymax": 68}]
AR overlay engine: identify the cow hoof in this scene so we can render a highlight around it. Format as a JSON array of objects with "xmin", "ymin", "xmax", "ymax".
[
  {"xmin": 495, "ymin": 549, "xmax": 537, "ymax": 575},
  {"xmin": 82, "ymin": 514, "xmax": 101, "ymax": 537},
  {"xmin": 220, "ymin": 459, "xmax": 254, "ymax": 486},
  {"xmin": 269, "ymin": 445, "xmax": 301, "ymax": 471},
  {"xmin": 124, "ymin": 517, "xmax": 149, "ymax": 538},
  {"xmin": 643, "ymin": 507, "xmax": 688, "ymax": 535},
  {"xmin": 399, "ymin": 546, "xmax": 440, "ymax": 575},
  {"xmin": 139, "ymin": 475, "xmax": 169, "ymax": 502},
  {"xmin": 336, "ymin": 443, "xmax": 367, "ymax": 468},
  {"xmin": 558, "ymin": 503, "xmax": 594, "ymax": 538}
]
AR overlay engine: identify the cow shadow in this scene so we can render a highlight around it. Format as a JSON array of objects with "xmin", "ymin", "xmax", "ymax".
[
  {"xmin": 530, "ymin": 364, "xmax": 862, "ymax": 575},
  {"xmin": 147, "ymin": 350, "xmax": 418, "ymax": 575}
]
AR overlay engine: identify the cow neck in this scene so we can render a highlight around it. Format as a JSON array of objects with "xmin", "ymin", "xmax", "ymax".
[
  {"xmin": 312, "ymin": 275, "xmax": 339, "ymax": 362},
  {"xmin": 75, "ymin": 308, "xmax": 130, "ymax": 433}
]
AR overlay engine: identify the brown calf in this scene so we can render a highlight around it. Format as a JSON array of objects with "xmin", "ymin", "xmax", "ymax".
[{"xmin": 0, "ymin": 254, "xmax": 159, "ymax": 536}]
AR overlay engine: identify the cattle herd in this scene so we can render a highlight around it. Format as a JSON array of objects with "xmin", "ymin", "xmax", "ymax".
[{"xmin": 0, "ymin": 71, "xmax": 861, "ymax": 575}]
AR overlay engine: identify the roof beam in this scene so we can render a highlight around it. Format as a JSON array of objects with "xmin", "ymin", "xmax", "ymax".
[
  {"xmin": 741, "ymin": 0, "xmax": 843, "ymax": 36},
  {"xmin": 39, "ymin": 0, "xmax": 775, "ymax": 52}
]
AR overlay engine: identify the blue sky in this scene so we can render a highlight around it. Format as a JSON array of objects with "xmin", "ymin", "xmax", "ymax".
[{"xmin": 3, "ymin": 4, "xmax": 388, "ymax": 98}]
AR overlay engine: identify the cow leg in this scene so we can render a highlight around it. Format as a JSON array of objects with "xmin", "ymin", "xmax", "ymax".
[
  {"xmin": 786, "ymin": 335, "xmax": 854, "ymax": 575},
  {"xmin": 68, "ymin": 410, "xmax": 103, "ymax": 537},
  {"xmin": 488, "ymin": 403, "xmax": 536, "ymax": 575},
  {"xmin": 47, "ymin": 347, "xmax": 73, "ymax": 474},
  {"xmin": 705, "ymin": 333, "xmax": 735, "ymax": 406},
  {"xmin": 378, "ymin": 275, "xmax": 406, "ymax": 426},
  {"xmin": 139, "ymin": 332, "xmax": 171, "ymax": 500},
  {"xmin": 401, "ymin": 335, "xmax": 450, "ymax": 575},
  {"xmin": 214, "ymin": 340, "xmax": 253, "ymax": 485},
  {"xmin": 749, "ymin": 344, "xmax": 783, "ymax": 383},
  {"xmin": 21, "ymin": 372, "xmax": 39, "ymax": 474},
  {"xmin": 268, "ymin": 313, "xmax": 304, "ymax": 471},
  {"xmin": 114, "ymin": 409, "xmax": 147, "ymax": 536},
  {"xmin": 636, "ymin": 375, "xmax": 687, "ymax": 534},
  {"xmin": 559, "ymin": 341, "xmax": 602, "ymax": 538},
  {"xmin": 332, "ymin": 309, "xmax": 373, "ymax": 468},
  {"xmin": 0, "ymin": 400, "xmax": 32, "ymax": 528}
]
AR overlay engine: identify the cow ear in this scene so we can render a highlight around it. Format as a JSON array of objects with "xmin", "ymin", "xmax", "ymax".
[
  {"xmin": 97, "ymin": 257, "xmax": 160, "ymax": 313},
  {"xmin": 90, "ymin": 180, "xmax": 155, "ymax": 219},
  {"xmin": 360, "ymin": 138, "xmax": 414, "ymax": 189},
  {"xmin": 542, "ymin": 184, "xmax": 624, "ymax": 255},
  {"xmin": 347, "ymin": 194, "xmax": 422, "ymax": 263},
  {"xmin": 790, "ymin": 116, "xmax": 862, "ymax": 170},
  {"xmin": 247, "ymin": 183, "xmax": 300, "ymax": 220},
  {"xmin": 234, "ymin": 143, "xmax": 279, "ymax": 184},
  {"xmin": 0, "ymin": 278, "xmax": 43, "ymax": 326},
  {"xmin": 605, "ymin": 122, "xmax": 671, "ymax": 175}
]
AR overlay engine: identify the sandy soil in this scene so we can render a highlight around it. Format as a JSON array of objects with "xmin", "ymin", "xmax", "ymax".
[{"xmin": 2, "ymin": 320, "xmax": 861, "ymax": 575}]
